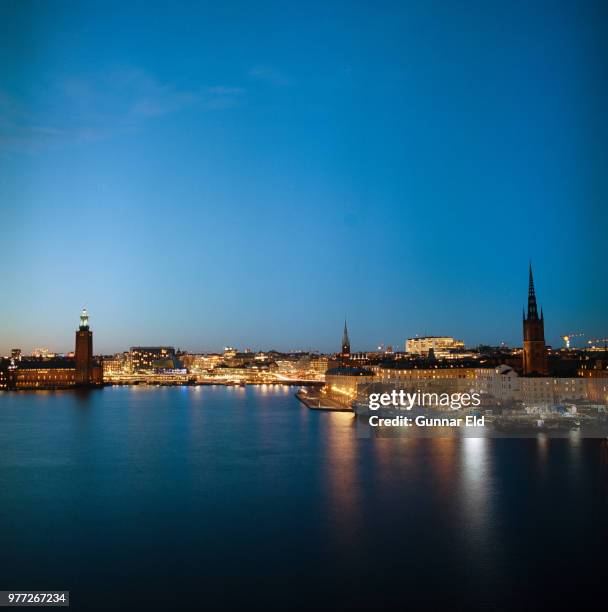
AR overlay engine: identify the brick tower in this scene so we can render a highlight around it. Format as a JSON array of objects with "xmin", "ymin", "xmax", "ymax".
[
  {"xmin": 522, "ymin": 265, "xmax": 548, "ymax": 375},
  {"xmin": 75, "ymin": 308, "xmax": 93, "ymax": 385}
]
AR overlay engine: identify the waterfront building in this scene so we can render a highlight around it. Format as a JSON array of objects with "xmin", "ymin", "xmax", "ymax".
[
  {"xmin": 2, "ymin": 310, "xmax": 102, "ymax": 390},
  {"xmin": 102, "ymin": 354, "xmax": 127, "ymax": 377},
  {"xmin": 11, "ymin": 360, "xmax": 78, "ymax": 389},
  {"xmin": 325, "ymin": 366, "xmax": 374, "ymax": 399},
  {"xmin": 371, "ymin": 363, "xmax": 514, "ymax": 406},
  {"xmin": 522, "ymin": 265, "xmax": 548, "ymax": 375},
  {"xmin": 372, "ymin": 362, "xmax": 607, "ymax": 411}
]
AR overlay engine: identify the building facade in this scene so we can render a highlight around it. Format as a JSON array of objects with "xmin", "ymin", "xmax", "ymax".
[
  {"xmin": 405, "ymin": 336, "xmax": 465, "ymax": 357},
  {"xmin": 130, "ymin": 347, "xmax": 178, "ymax": 372},
  {"xmin": 1, "ymin": 310, "xmax": 102, "ymax": 390},
  {"xmin": 325, "ymin": 366, "xmax": 374, "ymax": 399}
]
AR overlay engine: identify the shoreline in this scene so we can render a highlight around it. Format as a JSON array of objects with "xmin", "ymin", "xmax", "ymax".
[{"xmin": 1, "ymin": 380, "xmax": 324, "ymax": 392}]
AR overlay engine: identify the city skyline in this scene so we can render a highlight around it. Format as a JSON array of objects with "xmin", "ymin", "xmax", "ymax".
[
  {"xmin": 3, "ymin": 4, "xmax": 608, "ymax": 610},
  {"xmin": 1, "ymin": 1, "xmax": 607, "ymax": 353},
  {"xmin": 1, "ymin": 263, "xmax": 604, "ymax": 356}
]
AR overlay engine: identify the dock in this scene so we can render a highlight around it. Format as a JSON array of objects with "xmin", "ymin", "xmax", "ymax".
[{"xmin": 295, "ymin": 389, "xmax": 353, "ymax": 412}]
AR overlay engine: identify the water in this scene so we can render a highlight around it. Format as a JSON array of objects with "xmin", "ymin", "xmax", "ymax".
[{"xmin": 1, "ymin": 386, "xmax": 607, "ymax": 610}]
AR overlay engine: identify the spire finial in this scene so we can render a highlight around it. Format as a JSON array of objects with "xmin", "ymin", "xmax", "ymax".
[
  {"xmin": 79, "ymin": 307, "xmax": 89, "ymax": 330},
  {"xmin": 527, "ymin": 263, "xmax": 539, "ymax": 320}
]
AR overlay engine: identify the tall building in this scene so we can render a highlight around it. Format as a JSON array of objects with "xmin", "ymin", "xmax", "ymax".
[
  {"xmin": 2, "ymin": 309, "xmax": 101, "ymax": 390},
  {"xmin": 75, "ymin": 308, "xmax": 94, "ymax": 385},
  {"xmin": 522, "ymin": 265, "xmax": 548, "ymax": 375},
  {"xmin": 341, "ymin": 320, "xmax": 351, "ymax": 358}
]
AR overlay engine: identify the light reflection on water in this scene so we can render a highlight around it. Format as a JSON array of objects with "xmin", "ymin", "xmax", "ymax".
[
  {"xmin": 1, "ymin": 386, "xmax": 607, "ymax": 609},
  {"xmin": 322, "ymin": 411, "xmax": 362, "ymax": 548}
]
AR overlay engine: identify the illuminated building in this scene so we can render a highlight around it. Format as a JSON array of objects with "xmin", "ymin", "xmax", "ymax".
[
  {"xmin": 325, "ymin": 366, "xmax": 374, "ymax": 398},
  {"xmin": 211, "ymin": 363, "xmax": 273, "ymax": 383},
  {"xmin": 405, "ymin": 336, "xmax": 465, "ymax": 357},
  {"xmin": 0, "ymin": 360, "xmax": 9, "ymax": 389},
  {"xmin": 522, "ymin": 265, "xmax": 548, "ymax": 375},
  {"xmin": 579, "ymin": 362, "xmax": 608, "ymax": 378},
  {"xmin": 102, "ymin": 355, "xmax": 127, "ymax": 376},
  {"xmin": 309, "ymin": 356, "xmax": 329, "ymax": 380},
  {"xmin": 375, "ymin": 363, "xmax": 481, "ymax": 383},
  {"xmin": 181, "ymin": 353, "xmax": 223, "ymax": 373},
  {"xmin": 11, "ymin": 348, "xmax": 21, "ymax": 361},
  {"xmin": 3, "ymin": 310, "xmax": 102, "ymax": 390},
  {"xmin": 223, "ymin": 347, "xmax": 237, "ymax": 359},
  {"xmin": 130, "ymin": 347, "xmax": 178, "ymax": 372},
  {"xmin": 12, "ymin": 361, "xmax": 77, "ymax": 389}
]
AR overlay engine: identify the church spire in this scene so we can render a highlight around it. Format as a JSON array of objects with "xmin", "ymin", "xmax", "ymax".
[
  {"xmin": 527, "ymin": 263, "xmax": 539, "ymax": 320},
  {"xmin": 341, "ymin": 318, "xmax": 351, "ymax": 357},
  {"xmin": 522, "ymin": 263, "xmax": 548, "ymax": 375}
]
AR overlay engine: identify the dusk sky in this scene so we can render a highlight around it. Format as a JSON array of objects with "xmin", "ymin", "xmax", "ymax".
[{"xmin": 1, "ymin": 0, "xmax": 607, "ymax": 355}]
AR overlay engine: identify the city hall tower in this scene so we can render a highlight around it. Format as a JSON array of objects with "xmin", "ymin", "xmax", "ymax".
[{"xmin": 75, "ymin": 308, "xmax": 94, "ymax": 385}]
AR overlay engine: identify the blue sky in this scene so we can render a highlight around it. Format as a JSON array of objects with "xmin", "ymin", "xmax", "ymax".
[{"xmin": 1, "ymin": 0, "xmax": 607, "ymax": 354}]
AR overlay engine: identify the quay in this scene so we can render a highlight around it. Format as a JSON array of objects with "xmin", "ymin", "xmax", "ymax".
[{"xmin": 295, "ymin": 388, "xmax": 353, "ymax": 412}]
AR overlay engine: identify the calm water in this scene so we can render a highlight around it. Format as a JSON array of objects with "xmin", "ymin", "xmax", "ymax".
[{"xmin": 1, "ymin": 386, "xmax": 607, "ymax": 611}]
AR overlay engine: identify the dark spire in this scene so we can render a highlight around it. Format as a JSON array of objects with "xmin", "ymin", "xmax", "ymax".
[
  {"xmin": 341, "ymin": 318, "xmax": 350, "ymax": 355},
  {"xmin": 527, "ymin": 263, "xmax": 539, "ymax": 320}
]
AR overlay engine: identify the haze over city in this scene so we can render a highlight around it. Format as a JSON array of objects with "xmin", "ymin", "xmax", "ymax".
[{"xmin": 1, "ymin": 0, "xmax": 607, "ymax": 354}]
